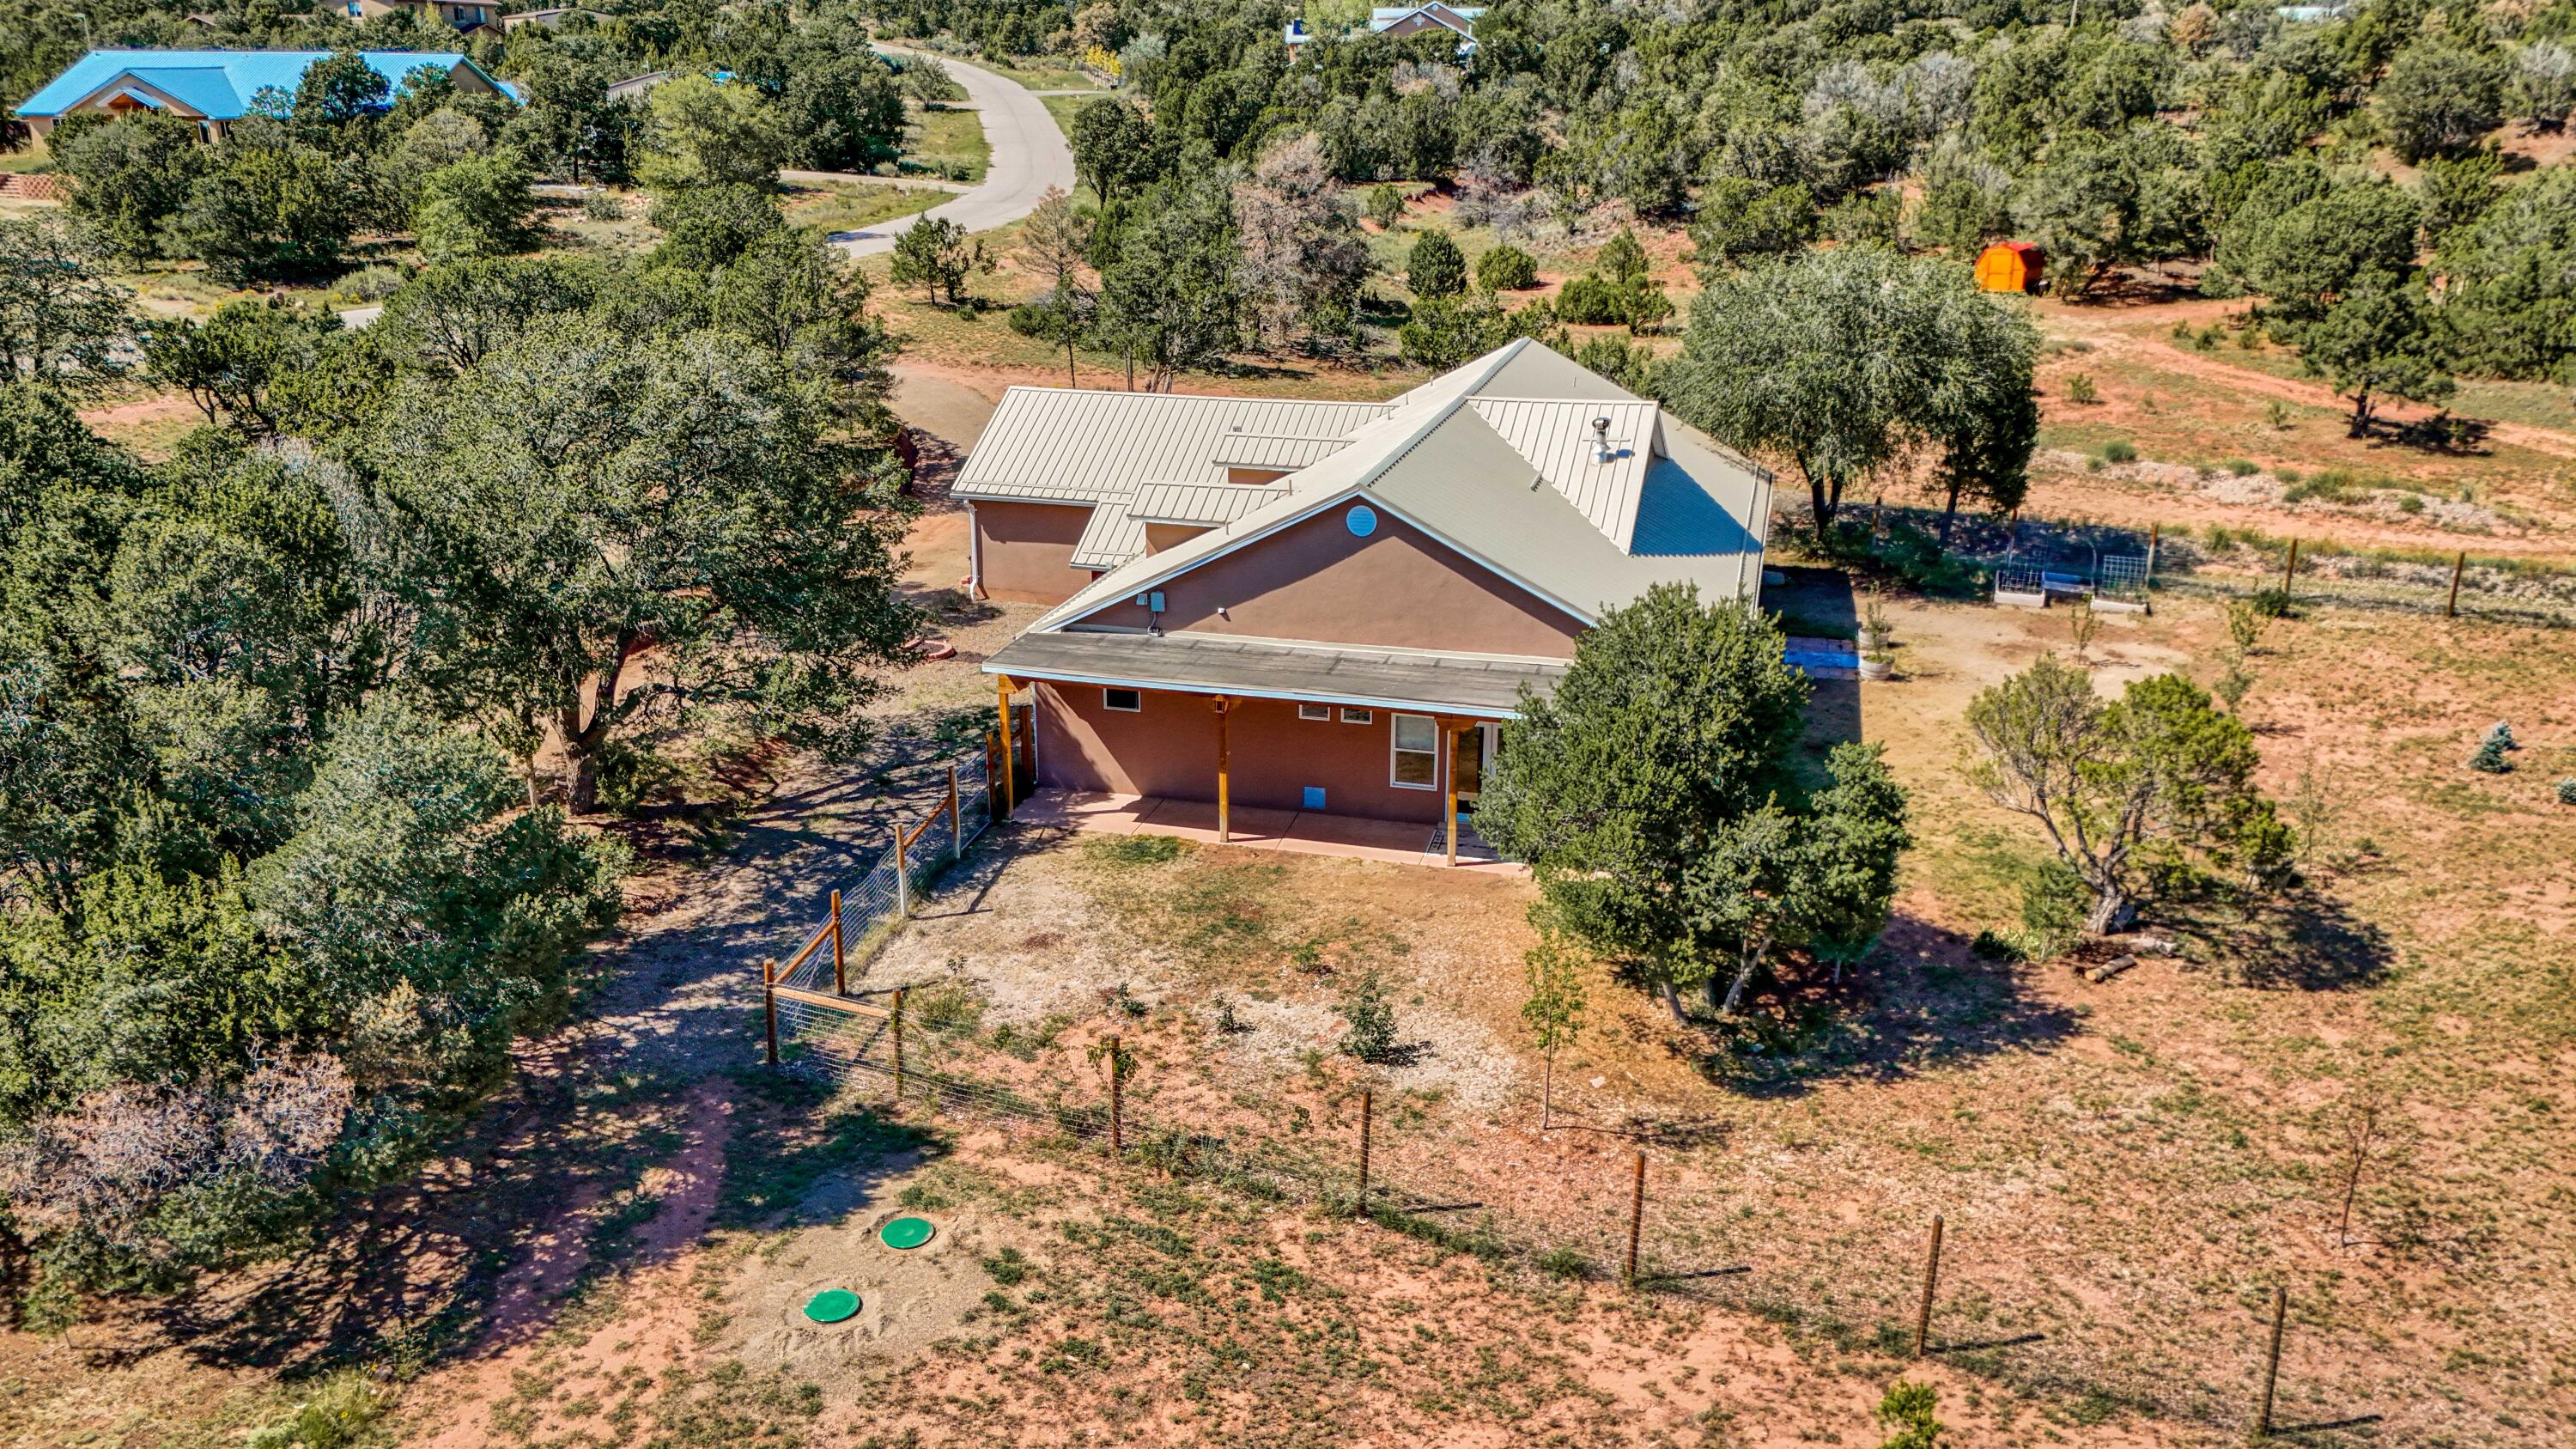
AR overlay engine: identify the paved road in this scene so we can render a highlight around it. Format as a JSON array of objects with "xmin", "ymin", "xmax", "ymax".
[{"xmin": 832, "ymin": 49, "xmax": 1077, "ymax": 258}]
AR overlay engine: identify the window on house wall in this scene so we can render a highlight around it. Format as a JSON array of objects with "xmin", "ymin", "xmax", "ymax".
[
  {"xmin": 1340, "ymin": 708, "xmax": 1373, "ymax": 725},
  {"xmin": 1391, "ymin": 713, "xmax": 1438, "ymax": 789},
  {"xmin": 1297, "ymin": 703, "xmax": 1332, "ymax": 721},
  {"xmin": 1103, "ymin": 688, "xmax": 1141, "ymax": 712}
]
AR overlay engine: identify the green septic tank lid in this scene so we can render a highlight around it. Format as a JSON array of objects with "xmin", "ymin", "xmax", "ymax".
[
  {"xmin": 879, "ymin": 1215, "xmax": 935, "ymax": 1251},
  {"xmin": 803, "ymin": 1288, "xmax": 860, "ymax": 1324}
]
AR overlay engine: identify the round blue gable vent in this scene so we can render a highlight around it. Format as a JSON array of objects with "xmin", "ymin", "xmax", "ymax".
[{"xmin": 1346, "ymin": 504, "xmax": 1378, "ymax": 538}]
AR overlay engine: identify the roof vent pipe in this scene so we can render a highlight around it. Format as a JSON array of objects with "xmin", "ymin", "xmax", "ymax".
[{"xmin": 1591, "ymin": 416, "xmax": 1613, "ymax": 465}]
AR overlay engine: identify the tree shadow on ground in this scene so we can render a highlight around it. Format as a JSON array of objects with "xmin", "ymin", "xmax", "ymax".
[
  {"xmin": 114, "ymin": 706, "xmax": 994, "ymax": 1379},
  {"xmin": 2160, "ymin": 886, "xmax": 2395, "ymax": 991},
  {"xmin": 153, "ymin": 1061, "xmax": 934, "ymax": 1377},
  {"xmin": 1662, "ymin": 915, "xmax": 2086, "ymax": 1099}
]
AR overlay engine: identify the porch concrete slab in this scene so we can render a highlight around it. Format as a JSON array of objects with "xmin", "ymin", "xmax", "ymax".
[
  {"xmin": 1012, "ymin": 788, "xmax": 1526, "ymax": 875},
  {"xmin": 1131, "ymin": 798, "xmax": 1299, "ymax": 846}
]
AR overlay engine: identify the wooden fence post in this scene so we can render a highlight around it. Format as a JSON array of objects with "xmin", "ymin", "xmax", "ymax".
[
  {"xmin": 891, "ymin": 988, "xmax": 907, "ymax": 1101},
  {"xmin": 2445, "ymin": 550, "xmax": 2465, "ymax": 618},
  {"xmin": 1913, "ymin": 1215, "xmax": 1945, "ymax": 1358},
  {"xmin": 2280, "ymin": 536, "xmax": 2300, "ymax": 595},
  {"xmin": 949, "ymin": 762, "xmax": 963, "ymax": 859},
  {"xmin": 762, "ymin": 958, "xmax": 779, "ymax": 1067},
  {"xmin": 1625, "ymin": 1151, "xmax": 1646, "ymax": 1288},
  {"xmin": 2146, "ymin": 522, "xmax": 2160, "ymax": 585},
  {"xmin": 2255, "ymin": 1285, "xmax": 2287, "ymax": 1438},
  {"xmin": 1356, "ymin": 1090, "xmax": 1373, "ymax": 1216},
  {"xmin": 829, "ymin": 890, "xmax": 846, "ymax": 996},
  {"xmin": 892, "ymin": 820, "xmax": 910, "ymax": 919},
  {"xmin": 1108, "ymin": 1034, "xmax": 1124, "ymax": 1155}
]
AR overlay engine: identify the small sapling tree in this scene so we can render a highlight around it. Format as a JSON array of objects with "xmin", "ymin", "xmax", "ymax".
[
  {"xmin": 1520, "ymin": 928, "xmax": 1588, "ymax": 1129},
  {"xmin": 1336, "ymin": 970, "xmax": 1399, "ymax": 1064}
]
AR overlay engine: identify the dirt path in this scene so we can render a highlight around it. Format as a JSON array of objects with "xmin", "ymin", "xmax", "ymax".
[{"xmin": 2043, "ymin": 300, "xmax": 2576, "ymax": 462}]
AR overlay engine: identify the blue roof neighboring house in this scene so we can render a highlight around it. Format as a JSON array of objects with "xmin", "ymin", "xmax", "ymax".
[{"xmin": 13, "ymin": 50, "xmax": 518, "ymax": 128}]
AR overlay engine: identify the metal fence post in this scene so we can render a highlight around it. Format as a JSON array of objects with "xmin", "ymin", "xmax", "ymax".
[
  {"xmin": 1356, "ymin": 1090, "xmax": 1373, "ymax": 1217},
  {"xmin": 762, "ymin": 957, "xmax": 779, "ymax": 1067},
  {"xmin": 829, "ymin": 890, "xmax": 846, "ymax": 996},
  {"xmin": 1108, "ymin": 1033, "xmax": 1124, "ymax": 1155},
  {"xmin": 1914, "ymin": 1215, "xmax": 1944, "ymax": 1357},
  {"xmin": 1625, "ymin": 1152, "xmax": 1646, "ymax": 1288},
  {"xmin": 893, "ymin": 820, "xmax": 910, "ymax": 919},
  {"xmin": 949, "ymin": 761, "xmax": 963, "ymax": 860}
]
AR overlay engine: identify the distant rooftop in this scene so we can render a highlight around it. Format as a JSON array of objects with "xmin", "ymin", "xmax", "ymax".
[{"xmin": 13, "ymin": 49, "xmax": 511, "ymax": 119}]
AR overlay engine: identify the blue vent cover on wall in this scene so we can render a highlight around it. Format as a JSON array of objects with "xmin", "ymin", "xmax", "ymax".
[
  {"xmin": 1303, "ymin": 787, "xmax": 1327, "ymax": 810},
  {"xmin": 1346, "ymin": 504, "xmax": 1377, "ymax": 538}
]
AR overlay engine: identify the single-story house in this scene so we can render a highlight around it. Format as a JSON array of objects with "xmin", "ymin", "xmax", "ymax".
[
  {"xmin": 11, "ymin": 49, "xmax": 516, "ymax": 140},
  {"xmin": 342, "ymin": 0, "xmax": 498, "ymax": 33},
  {"xmin": 497, "ymin": 7, "xmax": 611, "ymax": 31},
  {"xmin": 1370, "ymin": 3, "xmax": 1486, "ymax": 39},
  {"xmin": 605, "ymin": 70, "xmax": 677, "ymax": 104},
  {"xmin": 963, "ymin": 338, "xmax": 1774, "ymax": 861}
]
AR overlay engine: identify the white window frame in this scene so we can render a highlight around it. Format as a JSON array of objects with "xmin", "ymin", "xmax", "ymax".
[
  {"xmin": 1297, "ymin": 703, "xmax": 1333, "ymax": 721},
  {"xmin": 1340, "ymin": 708, "xmax": 1373, "ymax": 725},
  {"xmin": 1103, "ymin": 688, "xmax": 1142, "ymax": 713},
  {"xmin": 1390, "ymin": 713, "xmax": 1439, "ymax": 791}
]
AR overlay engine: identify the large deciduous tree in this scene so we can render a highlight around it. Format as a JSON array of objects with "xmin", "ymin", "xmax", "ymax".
[
  {"xmin": 1964, "ymin": 656, "xmax": 2269, "ymax": 935},
  {"xmin": 1664, "ymin": 245, "xmax": 2038, "ymax": 534},
  {"xmin": 1478, "ymin": 585, "xmax": 1850, "ymax": 1021},
  {"xmin": 1232, "ymin": 134, "xmax": 1369, "ymax": 352},
  {"xmin": 366, "ymin": 319, "xmax": 917, "ymax": 812},
  {"xmin": 0, "ymin": 216, "xmax": 131, "ymax": 388}
]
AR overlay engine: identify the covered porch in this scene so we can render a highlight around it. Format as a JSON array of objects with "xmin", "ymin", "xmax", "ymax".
[
  {"xmin": 982, "ymin": 630, "xmax": 1564, "ymax": 868},
  {"xmin": 1012, "ymin": 788, "xmax": 1522, "ymax": 874}
]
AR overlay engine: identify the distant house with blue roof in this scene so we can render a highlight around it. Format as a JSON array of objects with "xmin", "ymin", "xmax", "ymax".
[{"xmin": 12, "ymin": 49, "xmax": 518, "ymax": 142}]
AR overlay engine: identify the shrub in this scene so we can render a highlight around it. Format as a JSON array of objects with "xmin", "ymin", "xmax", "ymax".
[
  {"xmin": 1476, "ymin": 243, "xmax": 1540, "ymax": 290},
  {"xmin": 580, "ymin": 190, "xmax": 626, "ymax": 222},
  {"xmin": 2100, "ymin": 439, "xmax": 2136, "ymax": 464},
  {"xmin": 1406, "ymin": 228, "xmax": 1467, "ymax": 298},
  {"xmin": 1969, "ymin": 929, "xmax": 2026, "ymax": 962},
  {"xmin": 2555, "ymin": 777, "xmax": 2576, "ymax": 806},
  {"xmin": 2226, "ymin": 458, "xmax": 2258, "ymax": 476},
  {"xmin": 2249, "ymin": 587, "xmax": 2292, "ymax": 618},
  {"xmin": 1875, "ymin": 1379, "xmax": 1943, "ymax": 1449},
  {"xmin": 250, "ymin": 1370, "xmax": 387, "ymax": 1449},
  {"xmin": 2264, "ymin": 400, "xmax": 2293, "ymax": 429},
  {"xmin": 2063, "ymin": 372, "xmax": 2099, "ymax": 404},
  {"xmin": 1364, "ymin": 182, "xmax": 1405, "ymax": 229},
  {"xmin": 1552, "ymin": 272, "xmax": 1628, "ymax": 325},
  {"xmin": 2468, "ymin": 736, "xmax": 2511, "ymax": 773},
  {"xmin": 1335, "ymin": 969, "xmax": 1400, "ymax": 1063},
  {"xmin": 2019, "ymin": 858, "xmax": 2090, "ymax": 959}
]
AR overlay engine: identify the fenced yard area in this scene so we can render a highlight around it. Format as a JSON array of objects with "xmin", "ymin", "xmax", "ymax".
[
  {"xmin": 1809, "ymin": 502, "xmax": 2576, "ymax": 630},
  {"xmin": 709, "ymin": 575, "xmax": 2576, "ymax": 1448}
]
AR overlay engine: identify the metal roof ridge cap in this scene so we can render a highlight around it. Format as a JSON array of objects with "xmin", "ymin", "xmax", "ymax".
[{"xmin": 1145, "ymin": 630, "xmax": 1570, "ymax": 667}]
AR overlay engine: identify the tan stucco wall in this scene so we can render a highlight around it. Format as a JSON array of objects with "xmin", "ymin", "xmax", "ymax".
[
  {"xmin": 975, "ymin": 501, "xmax": 1093, "ymax": 604},
  {"xmin": 1036, "ymin": 684, "xmax": 1466, "ymax": 825},
  {"xmin": 1072, "ymin": 505, "xmax": 1583, "ymax": 657}
]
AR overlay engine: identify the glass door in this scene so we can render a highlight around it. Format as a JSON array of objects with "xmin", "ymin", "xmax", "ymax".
[{"xmin": 1455, "ymin": 722, "xmax": 1499, "ymax": 803}]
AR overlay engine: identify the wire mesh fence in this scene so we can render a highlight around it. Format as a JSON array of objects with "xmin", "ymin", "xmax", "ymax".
[{"xmin": 772, "ymin": 744, "xmax": 999, "ymax": 996}]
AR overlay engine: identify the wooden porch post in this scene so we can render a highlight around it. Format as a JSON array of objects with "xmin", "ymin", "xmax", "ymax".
[
  {"xmin": 1212, "ymin": 696, "xmax": 1235, "ymax": 843},
  {"xmin": 1443, "ymin": 719, "xmax": 1461, "ymax": 867},
  {"xmin": 994, "ymin": 675, "xmax": 1018, "ymax": 813}
]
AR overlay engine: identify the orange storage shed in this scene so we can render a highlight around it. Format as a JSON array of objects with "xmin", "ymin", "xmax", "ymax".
[{"xmin": 1974, "ymin": 241, "xmax": 2044, "ymax": 294}]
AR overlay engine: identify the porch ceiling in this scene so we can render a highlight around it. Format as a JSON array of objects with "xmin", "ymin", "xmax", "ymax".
[{"xmin": 983, "ymin": 630, "xmax": 1563, "ymax": 716}]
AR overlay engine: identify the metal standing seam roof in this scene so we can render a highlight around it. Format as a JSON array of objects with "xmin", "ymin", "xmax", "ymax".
[
  {"xmin": 13, "ymin": 50, "xmax": 506, "ymax": 119},
  {"xmin": 1206, "ymin": 434, "xmax": 1354, "ymax": 470},
  {"xmin": 1467, "ymin": 398, "xmax": 1661, "ymax": 549},
  {"xmin": 953, "ymin": 389, "xmax": 1394, "ymax": 504},
  {"xmin": 1022, "ymin": 339, "xmax": 1771, "ymax": 631},
  {"xmin": 985, "ymin": 630, "xmax": 1562, "ymax": 716},
  {"xmin": 1066, "ymin": 484, "xmax": 1144, "ymax": 569},
  {"xmin": 1128, "ymin": 482, "xmax": 1288, "ymax": 526}
]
